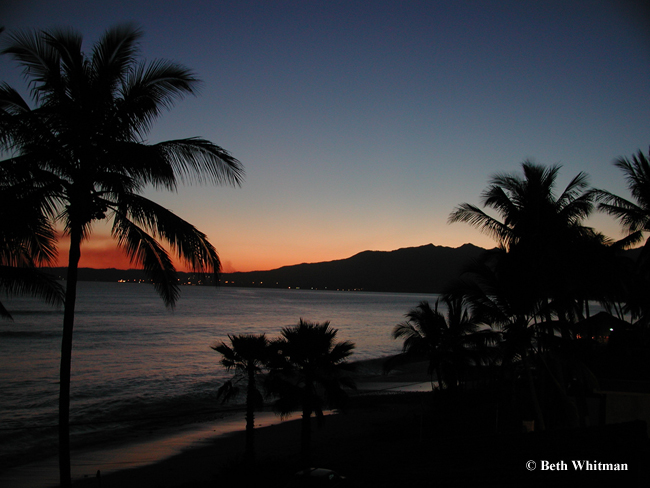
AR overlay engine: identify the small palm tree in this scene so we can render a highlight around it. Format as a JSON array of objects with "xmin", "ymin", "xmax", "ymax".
[
  {"xmin": 212, "ymin": 334, "xmax": 270, "ymax": 464},
  {"xmin": 453, "ymin": 260, "xmax": 547, "ymax": 429},
  {"xmin": 267, "ymin": 319, "xmax": 355, "ymax": 465},
  {"xmin": 1, "ymin": 25, "xmax": 243, "ymax": 486},
  {"xmin": 386, "ymin": 296, "xmax": 497, "ymax": 391}
]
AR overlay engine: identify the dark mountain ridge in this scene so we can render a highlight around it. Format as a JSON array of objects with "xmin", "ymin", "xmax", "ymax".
[{"xmin": 222, "ymin": 243, "xmax": 489, "ymax": 293}]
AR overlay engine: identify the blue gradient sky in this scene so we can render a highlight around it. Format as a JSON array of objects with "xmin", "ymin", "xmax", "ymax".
[{"xmin": 2, "ymin": 0, "xmax": 649, "ymax": 271}]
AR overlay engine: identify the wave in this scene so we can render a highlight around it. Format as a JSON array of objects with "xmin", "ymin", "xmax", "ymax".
[
  {"xmin": 0, "ymin": 386, "xmax": 240, "ymax": 472},
  {"xmin": 5, "ymin": 310, "xmax": 62, "ymax": 316}
]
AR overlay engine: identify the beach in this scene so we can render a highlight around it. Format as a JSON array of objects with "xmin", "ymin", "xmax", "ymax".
[
  {"xmin": 5, "ymin": 359, "xmax": 649, "ymax": 488},
  {"xmin": 80, "ymin": 360, "xmax": 435, "ymax": 488},
  {"xmin": 1, "ymin": 359, "xmax": 434, "ymax": 488}
]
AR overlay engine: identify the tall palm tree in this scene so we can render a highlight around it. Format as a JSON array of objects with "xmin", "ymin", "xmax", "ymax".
[
  {"xmin": 448, "ymin": 161, "xmax": 600, "ymax": 322},
  {"xmin": 386, "ymin": 296, "xmax": 497, "ymax": 391},
  {"xmin": 212, "ymin": 334, "xmax": 270, "ymax": 465},
  {"xmin": 267, "ymin": 319, "xmax": 355, "ymax": 465},
  {"xmin": 0, "ymin": 25, "xmax": 244, "ymax": 486},
  {"xmin": 448, "ymin": 163, "xmax": 604, "ymax": 430}
]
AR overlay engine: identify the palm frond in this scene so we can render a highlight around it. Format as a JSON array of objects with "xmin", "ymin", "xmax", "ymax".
[
  {"xmin": 110, "ymin": 210, "xmax": 179, "ymax": 307},
  {"xmin": 0, "ymin": 266, "xmax": 64, "ymax": 320},
  {"xmin": 1, "ymin": 29, "xmax": 63, "ymax": 103},
  {"xmin": 153, "ymin": 138, "xmax": 244, "ymax": 187},
  {"xmin": 448, "ymin": 203, "xmax": 510, "ymax": 247},
  {"xmin": 111, "ymin": 192, "xmax": 220, "ymax": 276},
  {"xmin": 0, "ymin": 82, "xmax": 31, "ymax": 114},
  {"xmin": 556, "ymin": 171, "xmax": 590, "ymax": 207},
  {"xmin": 91, "ymin": 23, "xmax": 142, "ymax": 88},
  {"xmin": 216, "ymin": 380, "xmax": 240, "ymax": 404},
  {"xmin": 119, "ymin": 58, "xmax": 199, "ymax": 137},
  {"xmin": 42, "ymin": 27, "xmax": 85, "ymax": 97}
]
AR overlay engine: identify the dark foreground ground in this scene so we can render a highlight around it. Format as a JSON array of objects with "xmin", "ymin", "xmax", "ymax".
[{"xmin": 69, "ymin": 388, "xmax": 650, "ymax": 488}]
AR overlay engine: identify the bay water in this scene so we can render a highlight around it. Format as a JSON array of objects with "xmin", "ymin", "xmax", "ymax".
[{"xmin": 0, "ymin": 282, "xmax": 437, "ymax": 475}]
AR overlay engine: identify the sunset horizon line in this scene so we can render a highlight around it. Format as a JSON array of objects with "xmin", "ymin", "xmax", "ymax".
[{"xmin": 49, "ymin": 241, "xmax": 490, "ymax": 274}]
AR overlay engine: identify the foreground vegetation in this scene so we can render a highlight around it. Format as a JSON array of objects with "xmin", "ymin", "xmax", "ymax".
[
  {"xmin": 213, "ymin": 320, "xmax": 356, "ymax": 467},
  {"xmin": 390, "ymin": 155, "xmax": 650, "ymax": 433}
]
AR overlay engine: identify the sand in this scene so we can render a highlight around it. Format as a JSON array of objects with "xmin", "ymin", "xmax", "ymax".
[{"xmin": 5, "ymin": 359, "xmax": 650, "ymax": 487}]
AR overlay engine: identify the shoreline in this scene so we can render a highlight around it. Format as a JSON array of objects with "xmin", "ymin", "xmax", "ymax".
[
  {"xmin": 4, "ymin": 374, "xmax": 648, "ymax": 487},
  {"xmin": 1, "ymin": 358, "xmax": 433, "ymax": 488}
]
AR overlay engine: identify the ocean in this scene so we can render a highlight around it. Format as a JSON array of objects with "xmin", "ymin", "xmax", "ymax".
[{"xmin": 0, "ymin": 282, "xmax": 438, "ymax": 479}]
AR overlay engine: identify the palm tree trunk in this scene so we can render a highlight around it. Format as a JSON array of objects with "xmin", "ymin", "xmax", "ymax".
[
  {"xmin": 522, "ymin": 350, "xmax": 545, "ymax": 431},
  {"xmin": 300, "ymin": 405, "xmax": 312, "ymax": 466},
  {"xmin": 245, "ymin": 369, "xmax": 256, "ymax": 464},
  {"xmin": 59, "ymin": 226, "xmax": 82, "ymax": 488}
]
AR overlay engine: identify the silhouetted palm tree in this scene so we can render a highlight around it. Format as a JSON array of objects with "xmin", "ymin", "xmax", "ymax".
[
  {"xmin": 386, "ymin": 296, "xmax": 498, "ymax": 391},
  {"xmin": 267, "ymin": 319, "xmax": 355, "ymax": 465},
  {"xmin": 212, "ymin": 334, "xmax": 270, "ymax": 464},
  {"xmin": 593, "ymin": 149, "xmax": 650, "ymax": 252},
  {"xmin": 449, "ymin": 161, "xmax": 594, "ymax": 251},
  {"xmin": 592, "ymin": 148, "xmax": 650, "ymax": 322},
  {"xmin": 0, "ymin": 25, "xmax": 243, "ymax": 486},
  {"xmin": 449, "ymin": 161, "xmax": 601, "ymax": 323},
  {"xmin": 451, "ymin": 256, "xmax": 548, "ymax": 429}
]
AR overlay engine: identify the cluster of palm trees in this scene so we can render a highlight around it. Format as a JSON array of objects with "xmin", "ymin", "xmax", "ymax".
[
  {"xmin": 390, "ymin": 154, "xmax": 650, "ymax": 432},
  {"xmin": 212, "ymin": 319, "xmax": 355, "ymax": 466},
  {"xmin": 1, "ymin": 25, "xmax": 243, "ymax": 487}
]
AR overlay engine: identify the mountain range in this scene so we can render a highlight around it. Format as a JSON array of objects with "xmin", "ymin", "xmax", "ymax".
[
  {"xmin": 44, "ymin": 243, "xmax": 490, "ymax": 293},
  {"xmin": 220, "ymin": 243, "xmax": 488, "ymax": 293},
  {"xmin": 221, "ymin": 244, "xmax": 485, "ymax": 293}
]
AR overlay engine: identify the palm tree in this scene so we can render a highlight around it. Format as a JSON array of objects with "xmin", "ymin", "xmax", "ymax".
[
  {"xmin": 0, "ymin": 25, "xmax": 244, "ymax": 486},
  {"xmin": 212, "ymin": 334, "xmax": 270, "ymax": 465},
  {"xmin": 448, "ymin": 161, "xmax": 594, "ymax": 252},
  {"xmin": 450, "ymin": 257, "xmax": 548, "ymax": 429},
  {"xmin": 592, "ymin": 148, "xmax": 650, "ymax": 322},
  {"xmin": 448, "ymin": 161, "xmax": 600, "ymax": 322},
  {"xmin": 267, "ymin": 319, "xmax": 355, "ymax": 465},
  {"xmin": 593, "ymin": 148, "xmax": 650, "ymax": 252},
  {"xmin": 386, "ymin": 296, "xmax": 497, "ymax": 392},
  {"xmin": 448, "ymin": 163, "xmax": 603, "ymax": 430}
]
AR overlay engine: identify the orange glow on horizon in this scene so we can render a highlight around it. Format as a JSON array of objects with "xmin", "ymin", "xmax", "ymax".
[
  {"xmin": 55, "ymin": 232, "xmax": 242, "ymax": 273},
  {"xmin": 52, "ymin": 224, "xmax": 501, "ymax": 274},
  {"xmin": 55, "ymin": 238, "xmax": 297, "ymax": 273}
]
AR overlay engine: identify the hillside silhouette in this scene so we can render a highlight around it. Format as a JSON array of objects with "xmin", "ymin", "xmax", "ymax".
[{"xmin": 222, "ymin": 243, "xmax": 489, "ymax": 293}]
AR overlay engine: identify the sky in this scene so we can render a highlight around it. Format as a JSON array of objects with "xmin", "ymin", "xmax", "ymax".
[{"xmin": 1, "ymin": 0, "xmax": 649, "ymax": 272}]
